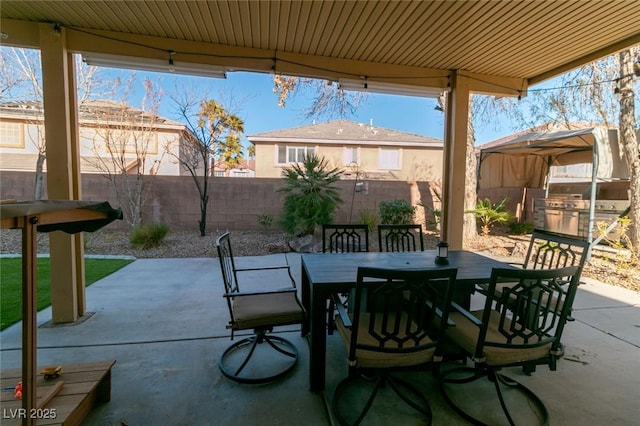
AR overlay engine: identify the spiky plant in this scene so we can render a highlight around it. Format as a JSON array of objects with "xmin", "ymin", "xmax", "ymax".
[
  {"xmin": 466, "ymin": 198, "xmax": 514, "ymax": 236},
  {"xmin": 278, "ymin": 153, "xmax": 343, "ymax": 236}
]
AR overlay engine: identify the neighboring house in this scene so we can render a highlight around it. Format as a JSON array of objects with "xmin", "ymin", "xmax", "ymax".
[
  {"xmin": 247, "ymin": 119, "xmax": 443, "ymax": 181},
  {"xmin": 213, "ymin": 159, "xmax": 256, "ymax": 177},
  {"xmin": 0, "ymin": 100, "xmax": 190, "ymax": 176}
]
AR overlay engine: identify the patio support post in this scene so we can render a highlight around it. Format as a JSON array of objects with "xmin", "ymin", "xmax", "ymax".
[
  {"xmin": 39, "ymin": 23, "xmax": 86, "ymax": 323},
  {"xmin": 442, "ymin": 71, "xmax": 470, "ymax": 250}
]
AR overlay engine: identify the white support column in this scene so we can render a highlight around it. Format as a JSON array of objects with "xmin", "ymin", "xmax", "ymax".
[
  {"xmin": 39, "ymin": 23, "xmax": 84, "ymax": 323},
  {"xmin": 442, "ymin": 72, "xmax": 471, "ymax": 250}
]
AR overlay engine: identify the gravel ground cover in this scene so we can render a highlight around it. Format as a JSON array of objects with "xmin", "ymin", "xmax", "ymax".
[{"xmin": 1, "ymin": 227, "xmax": 638, "ymax": 293}]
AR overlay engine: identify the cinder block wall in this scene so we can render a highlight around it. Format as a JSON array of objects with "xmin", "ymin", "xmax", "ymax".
[{"xmin": 0, "ymin": 171, "xmax": 439, "ymax": 231}]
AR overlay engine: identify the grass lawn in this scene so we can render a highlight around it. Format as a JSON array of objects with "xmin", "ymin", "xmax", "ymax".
[{"xmin": 0, "ymin": 257, "xmax": 134, "ymax": 330}]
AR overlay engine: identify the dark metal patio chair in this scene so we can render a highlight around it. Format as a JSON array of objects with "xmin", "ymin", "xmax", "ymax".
[
  {"xmin": 215, "ymin": 232, "xmax": 305, "ymax": 384},
  {"xmin": 378, "ymin": 224, "xmax": 424, "ymax": 252},
  {"xmin": 332, "ymin": 266, "xmax": 458, "ymax": 425},
  {"xmin": 322, "ymin": 223, "xmax": 370, "ymax": 253},
  {"xmin": 477, "ymin": 229, "xmax": 590, "ymax": 323},
  {"xmin": 322, "ymin": 223, "xmax": 370, "ymax": 334},
  {"xmin": 440, "ymin": 266, "xmax": 581, "ymax": 425}
]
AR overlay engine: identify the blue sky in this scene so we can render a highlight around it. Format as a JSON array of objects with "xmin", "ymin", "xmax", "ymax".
[{"xmin": 107, "ymin": 69, "xmax": 515, "ymax": 150}]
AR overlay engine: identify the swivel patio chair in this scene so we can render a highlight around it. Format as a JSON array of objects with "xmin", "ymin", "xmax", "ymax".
[
  {"xmin": 216, "ymin": 232, "xmax": 305, "ymax": 384},
  {"xmin": 332, "ymin": 266, "xmax": 457, "ymax": 425},
  {"xmin": 440, "ymin": 266, "xmax": 581, "ymax": 426},
  {"xmin": 378, "ymin": 224, "xmax": 424, "ymax": 252}
]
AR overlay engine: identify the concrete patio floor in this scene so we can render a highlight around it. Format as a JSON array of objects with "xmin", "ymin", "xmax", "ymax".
[{"xmin": 1, "ymin": 253, "xmax": 639, "ymax": 425}]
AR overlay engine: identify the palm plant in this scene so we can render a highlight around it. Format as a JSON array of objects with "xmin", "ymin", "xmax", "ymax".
[
  {"xmin": 278, "ymin": 153, "xmax": 343, "ymax": 236},
  {"xmin": 466, "ymin": 198, "xmax": 514, "ymax": 236}
]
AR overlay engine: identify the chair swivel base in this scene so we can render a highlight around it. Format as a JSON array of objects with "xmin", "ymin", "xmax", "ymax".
[
  {"xmin": 332, "ymin": 374, "xmax": 432, "ymax": 426},
  {"xmin": 219, "ymin": 333, "xmax": 299, "ymax": 384},
  {"xmin": 439, "ymin": 366, "xmax": 549, "ymax": 426}
]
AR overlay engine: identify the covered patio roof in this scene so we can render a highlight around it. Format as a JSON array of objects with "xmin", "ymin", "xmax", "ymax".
[
  {"xmin": 2, "ymin": 1, "xmax": 640, "ymax": 247},
  {"xmin": 1, "ymin": 1, "xmax": 639, "ymax": 323},
  {"xmin": 2, "ymin": 1, "xmax": 640, "ymax": 91}
]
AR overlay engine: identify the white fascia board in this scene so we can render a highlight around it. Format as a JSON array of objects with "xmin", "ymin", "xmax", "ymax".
[{"xmin": 247, "ymin": 137, "xmax": 443, "ymax": 148}]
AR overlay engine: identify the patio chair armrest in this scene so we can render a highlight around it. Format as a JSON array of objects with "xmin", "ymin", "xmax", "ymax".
[
  {"xmin": 223, "ymin": 288, "xmax": 297, "ymax": 298},
  {"xmin": 450, "ymin": 301, "xmax": 482, "ymax": 326},
  {"xmin": 426, "ymin": 300, "xmax": 455, "ymax": 327},
  {"xmin": 235, "ymin": 265, "xmax": 291, "ymax": 273},
  {"xmin": 235, "ymin": 265, "xmax": 297, "ymax": 288},
  {"xmin": 332, "ymin": 293, "xmax": 352, "ymax": 328}
]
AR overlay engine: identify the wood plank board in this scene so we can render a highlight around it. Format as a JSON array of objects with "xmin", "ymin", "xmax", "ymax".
[{"xmin": 0, "ymin": 361, "xmax": 115, "ymax": 426}]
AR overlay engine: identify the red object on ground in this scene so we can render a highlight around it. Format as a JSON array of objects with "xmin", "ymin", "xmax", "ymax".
[{"xmin": 14, "ymin": 381, "xmax": 22, "ymax": 399}]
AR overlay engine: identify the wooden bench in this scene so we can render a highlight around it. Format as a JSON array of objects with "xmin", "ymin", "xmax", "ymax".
[{"xmin": 0, "ymin": 360, "xmax": 115, "ymax": 425}]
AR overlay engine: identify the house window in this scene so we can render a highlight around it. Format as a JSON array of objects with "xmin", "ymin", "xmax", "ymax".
[
  {"xmin": 378, "ymin": 148, "xmax": 400, "ymax": 170},
  {"xmin": 0, "ymin": 121, "xmax": 24, "ymax": 148},
  {"xmin": 344, "ymin": 147, "xmax": 359, "ymax": 166},
  {"xmin": 277, "ymin": 145, "xmax": 315, "ymax": 164}
]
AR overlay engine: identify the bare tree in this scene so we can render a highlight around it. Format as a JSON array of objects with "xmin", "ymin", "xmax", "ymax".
[
  {"xmin": 0, "ymin": 49, "xmax": 28, "ymax": 99},
  {"xmin": 1, "ymin": 48, "xmax": 102, "ymax": 198},
  {"xmin": 87, "ymin": 77, "xmax": 164, "ymax": 228},
  {"xmin": 618, "ymin": 48, "xmax": 639, "ymax": 246},
  {"xmin": 273, "ymin": 75, "xmax": 368, "ymax": 120},
  {"xmin": 170, "ymin": 94, "xmax": 244, "ymax": 235}
]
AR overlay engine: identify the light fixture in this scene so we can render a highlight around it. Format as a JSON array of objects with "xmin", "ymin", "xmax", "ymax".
[
  {"xmin": 339, "ymin": 78, "xmax": 445, "ymax": 98},
  {"xmin": 168, "ymin": 51, "xmax": 176, "ymax": 73},
  {"xmin": 82, "ymin": 53, "xmax": 227, "ymax": 78},
  {"xmin": 435, "ymin": 241, "xmax": 449, "ymax": 265}
]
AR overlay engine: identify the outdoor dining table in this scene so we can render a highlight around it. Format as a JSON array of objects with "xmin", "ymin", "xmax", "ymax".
[{"xmin": 300, "ymin": 250, "xmax": 517, "ymax": 392}]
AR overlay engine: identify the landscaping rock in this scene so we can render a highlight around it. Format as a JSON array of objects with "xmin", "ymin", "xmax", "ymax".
[
  {"xmin": 267, "ymin": 241, "xmax": 290, "ymax": 253},
  {"xmin": 288, "ymin": 235, "xmax": 322, "ymax": 253}
]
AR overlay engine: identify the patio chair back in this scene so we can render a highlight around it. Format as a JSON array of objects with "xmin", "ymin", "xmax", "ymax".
[
  {"xmin": 377, "ymin": 224, "xmax": 424, "ymax": 252},
  {"xmin": 472, "ymin": 266, "xmax": 581, "ymax": 365},
  {"xmin": 216, "ymin": 232, "xmax": 240, "ymax": 297},
  {"xmin": 322, "ymin": 223, "xmax": 369, "ymax": 253},
  {"xmin": 524, "ymin": 229, "xmax": 591, "ymax": 271},
  {"xmin": 332, "ymin": 266, "xmax": 458, "ymax": 424}
]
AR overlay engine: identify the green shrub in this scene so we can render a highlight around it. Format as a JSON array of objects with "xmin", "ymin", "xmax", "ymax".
[
  {"xmin": 359, "ymin": 209, "xmax": 379, "ymax": 232},
  {"xmin": 509, "ymin": 222, "xmax": 534, "ymax": 235},
  {"xmin": 379, "ymin": 199, "xmax": 416, "ymax": 224},
  {"xmin": 466, "ymin": 198, "xmax": 514, "ymax": 236},
  {"xmin": 129, "ymin": 223, "xmax": 170, "ymax": 249},
  {"xmin": 277, "ymin": 153, "xmax": 343, "ymax": 236},
  {"xmin": 257, "ymin": 212, "xmax": 274, "ymax": 230}
]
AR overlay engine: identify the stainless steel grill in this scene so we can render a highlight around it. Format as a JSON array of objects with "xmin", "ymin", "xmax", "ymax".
[{"xmin": 534, "ymin": 197, "xmax": 629, "ymax": 239}]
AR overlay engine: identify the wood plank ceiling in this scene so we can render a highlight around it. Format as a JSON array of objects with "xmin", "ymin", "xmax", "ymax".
[{"xmin": 2, "ymin": 1, "xmax": 640, "ymax": 86}]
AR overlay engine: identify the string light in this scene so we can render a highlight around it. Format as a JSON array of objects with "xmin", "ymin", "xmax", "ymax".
[
  {"xmin": 168, "ymin": 51, "xmax": 176, "ymax": 73},
  {"xmin": 65, "ymin": 24, "xmax": 639, "ymax": 93}
]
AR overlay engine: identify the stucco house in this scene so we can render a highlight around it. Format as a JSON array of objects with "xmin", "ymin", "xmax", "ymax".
[
  {"xmin": 247, "ymin": 119, "xmax": 443, "ymax": 181},
  {"xmin": 0, "ymin": 100, "xmax": 188, "ymax": 175}
]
